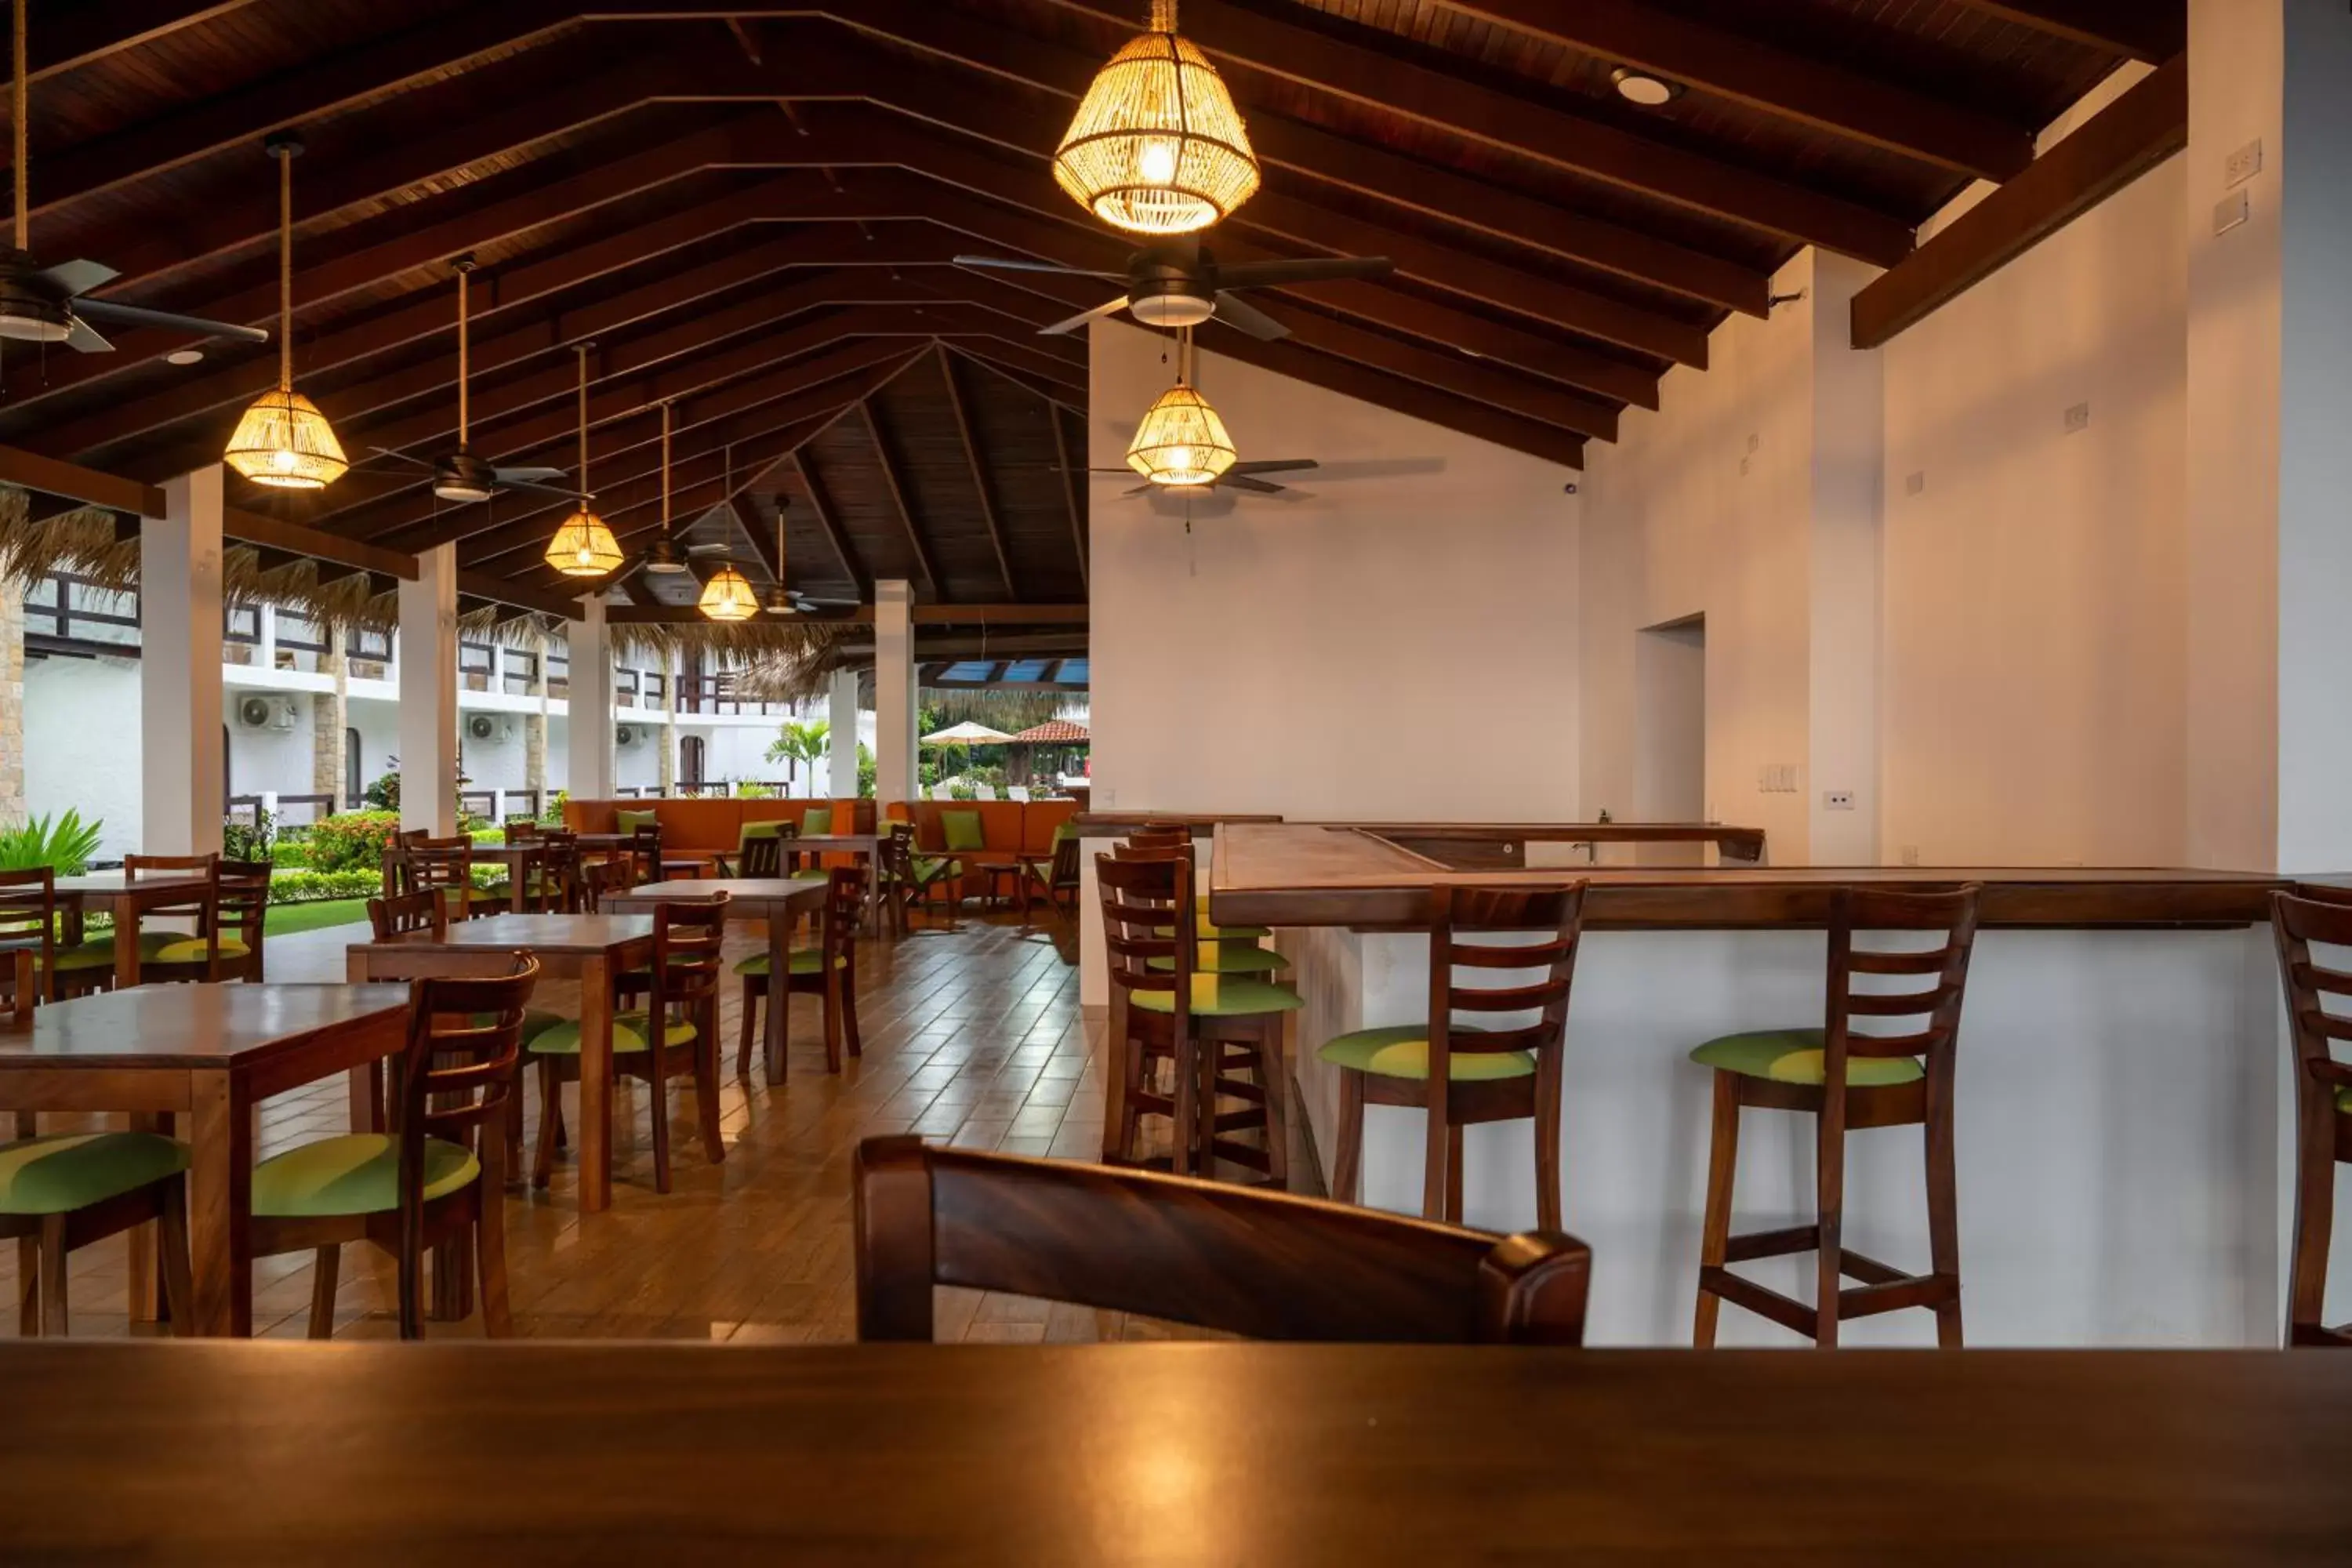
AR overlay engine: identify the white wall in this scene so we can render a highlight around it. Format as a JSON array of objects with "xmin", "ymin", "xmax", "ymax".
[
  {"xmin": 23, "ymin": 655, "xmax": 143, "ymax": 861},
  {"xmin": 1882, "ymin": 154, "xmax": 2190, "ymax": 867},
  {"xmin": 1088, "ymin": 321, "xmax": 1582, "ymax": 821}
]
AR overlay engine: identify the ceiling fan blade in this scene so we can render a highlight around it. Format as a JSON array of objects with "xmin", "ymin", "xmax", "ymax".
[
  {"xmin": 1039, "ymin": 295, "xmax": 1131, "ymax": 337},
  {"xmin": 1222, "ymin": 475, "xmax": 1287, "ymax": 494},
  {"xmin": 70, "ymin": 296, "xmax": 270, "ymax": 343},
  {"xmin": 63, "ymin": 316, "xmax": 112, "ymax": 354},
  {"xmin": 490, "ymin": 466, "xmax": 568, "ymax": 484},
  {"xmin": 38, "ymin": 259, "xmax": 118, "ymax": 296},
  {"xmin": 368, "ymin": 447, "xmax": 442, "ymax": 472},
  {"xmin": 1123, "ymin": 483, "xmax": 1153, "ymax": 498},
  {"xmin": 1214, "ymin": 256, "xmax": 1395, "ymax": 289},
  {"xmin": 499, "ymin": 479, "xmax": 585, "ymax": 499},
  {"xmin": 1210, "ymin": 291, "xmax": 1288, "ymax": 341},
  {"xmin": 953, "ymin": 254, "xmax": 1121, "ymax": 280},
  {"xmin": 1229, "ymin": 459, "xmax": 1319, "ymax": 476}
]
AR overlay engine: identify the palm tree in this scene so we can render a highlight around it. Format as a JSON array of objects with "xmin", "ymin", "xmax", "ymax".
[{"xmin": 765, "ymin": 718, "xmax": 830, "ymax": 796}]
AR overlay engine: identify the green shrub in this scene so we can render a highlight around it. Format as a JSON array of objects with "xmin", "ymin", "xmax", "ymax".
[
  {"xmin": 0, "ymin": 811, "xmax": 103, "ymax": 875},
  {"xmin": 735, "ymin": 781, "xmax": 774, "ymax": 799},
  {"xmin": 539, "ymin": 789, "xmax": 568, "ymax": 826},
  {"xmin": 469, "ymin": 826, "xmax": 504, "ymax": 847},
  {"xmin": 270, "ymin": 868, "xmax": 380, "ymax": 904},
  {"xmin": 269, "ymin": 839, "xmax": 314, "ymax": 869},
  {"xmin": 363, "ymin": 770, "xmax": 400, "ymax": 811},
  {"xmin": 308, "ymin": 811, "xmax": 401, "ymax": 874},
  {"xmin": 222, "ymin": 805, "xmax": 275, "ymax": 863}
]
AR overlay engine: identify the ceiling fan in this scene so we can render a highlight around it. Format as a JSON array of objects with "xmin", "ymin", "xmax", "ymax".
[
  {"xmin": 953, "ymin": 234, "xmax": 1392, "ymax": 342},
  {"xmin": 1069, "ymin": 457, "xmax": 1321, "ymax": 495},
  {"xmin": 0, "ymin": 0, "xmax": 267, "ymax": 354},
  {"xmin": 753, "ymin": 496, "xmax": 858, "ymax": 615},
  {"xmin": 365, "ymin": 256, "xmax": 573, "ymax": 503}
]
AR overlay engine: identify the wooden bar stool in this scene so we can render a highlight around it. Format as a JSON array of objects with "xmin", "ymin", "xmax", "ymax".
[
  {"xmin": 1098, "ymin": 852, "xmax": 1300, "ymax": 1184},
  {"xmin": 2270, "ymin": 888, "xmax": 2352, "ymax": 1348},
  {"xmin": 1690, "ymin": 884, "xmax": 1982, "ymax": 1348},
  {"xmin": 1319, "ymin": 884, "xmax": 1586, "ymax": 1228}
]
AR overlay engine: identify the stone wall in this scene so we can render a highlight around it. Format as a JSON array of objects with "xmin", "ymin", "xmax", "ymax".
[
  {"xmin": 312, "ymin": 626, "xmax": 347, "ymax": 808},
  {"xmin": 0, "ymin": 580, "xmax": 22, "ymax": 827}
]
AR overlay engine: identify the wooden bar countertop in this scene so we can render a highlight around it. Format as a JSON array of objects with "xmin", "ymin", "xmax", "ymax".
[{"xmin": 1209, "ymin": 823, "xmax": 2291, "ymax": 930}]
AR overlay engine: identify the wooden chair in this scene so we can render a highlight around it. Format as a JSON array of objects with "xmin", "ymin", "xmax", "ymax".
[
  {"xmin": 852, "ymin": 1135, "xmax": 1592, "ymax": 1344},
  {"xmin": 142, "ymin": 857, "xmax": 270, "ymax": 984},
  {"xmin": 251, "ymin": 956, "xmax": 541, "ymax": 1338},
  {"xmin": 408, "ymin": 834, "xmax": 489, "ymax": 923},
  {"xmin": 0, "ymin": 951, "xmax": 197, "ymax": 1336},
  {"xmin": 2270, "ymin": 888, "xmax": 2352, "ymax": 1347},
  {"xmin": 625, "ymin": 824, "xmax": 664, "ymax": 884},
  {"xmin": 735, "ymin": 833, "xmax": 786, "ymax": 880},
  {"xmin": 0, "ymin": 867, "xmax": 59, "ymax": 1003},
  {"xmin": 1690, "ymin": 884, "xmax": 1983, "ymax": 1348},
  {"xmin": 534, "ymin": 828, "xmax": 582, "ymax": 913},
  {"xmin": 713, "ymin": 822, "xmax": 793, "ymax": 879},
  {"xmin": 1018, "ymin": 827, "xmax": 1082, "ymax": 930},
  {"xmin": 381, "ymin": 828, "xmax": 432, "ymax": 899},
  {"xmin": 880, "ymin": 822, "xmax": 960, "ymax": 934},
  {"xmin": 576, "ymin": 857, "xmax": 632, "ymax": 914},
  {"xmin": 367, "ymin": 889, "xmax": 446, "ymax": 944},
  {"xmin": 736, "ymin": 866, "xmax": 866, "ymax": 1078},
  {"xmin": 1098, "ymin": 852, "xmax": 1300, "ymax": 1184},
  {"xmin": 528, "ymin": 896, "xmax": 728, "ymax": 1195},
  {"xmin": 1320, "ymin": 884, "xmax": 1586, "ymax": 1229},
  {"xmin": 66, "ymin": 854, "xmax": 223, "ymax": 995}
]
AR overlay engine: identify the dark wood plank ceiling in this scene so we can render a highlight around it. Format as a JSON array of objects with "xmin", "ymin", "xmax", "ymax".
[{"xmin": 0, "ymin": 0, "xmax": 2158, "ymax": 616}]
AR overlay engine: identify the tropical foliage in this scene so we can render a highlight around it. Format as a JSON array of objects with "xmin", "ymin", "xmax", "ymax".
[
  {"xmin": 269, "ymin": 869, "xmax": 382, "ymax": 904},
  {"xmin": 308, "ymin": 811, "xmax": 402, "ymax": 874},
  {"xmin": 765, "ymin": 719, "xmax": 830, "ymax": 787},
  {"xmin": 222, "ymin": 805, "xmax": 276, "ymax": 863},
  {"xmin": 0, "ymin": 810, "xmax": 103, "ymax": 875}
]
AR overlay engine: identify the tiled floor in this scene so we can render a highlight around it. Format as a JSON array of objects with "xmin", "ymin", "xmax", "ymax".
[{"xmin": 2, "ymin": 907, "xmax": 1290, "ymax": 1343}]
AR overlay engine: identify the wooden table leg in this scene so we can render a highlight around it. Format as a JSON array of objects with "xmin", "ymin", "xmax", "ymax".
[
  {"xmin": 577, "ymin": 954, "xmax": 614, "ymax": 1214},
  {"xmin": 127, "ymin": 1112, "xmax": 165, "ymax": 1323},
  {"xmin": 187, "ymin": 1070, "xmax": 253, "ymax": 1337},
  {"xmin": 764, "ymin": 910, "xmax": 789, "ymax": 1087},
  {"xmin": 1102, "ymin": 989, "xmax": 1131, "ymax": 1163},
  {"xmin": 112, "ymin": 901, "xmax": 143, "ymax": 991},
  {"xmin": 344, "ymin": 949, "xmax": 385, "ymax": 1131}
]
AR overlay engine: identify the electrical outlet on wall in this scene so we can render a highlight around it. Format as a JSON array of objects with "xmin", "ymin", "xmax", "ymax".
[
  {"xmin": 1823, "ymin": 790, "xmax": 1854, "ymax": 811},
  {"xmin": 1900, "ymin": 845, "xmax": 1920, "ymax": 866},
  {"xmin": 2227, "ymin": 138, "xmax": 2263, "ymax": 187},
  {"xmin": 2063, "ymin": 402, "xmax": 2091, "ymax": 434},
  {"xmin": 1906, "ymin": 470, "xmax": 1926, "ymax": 496}
]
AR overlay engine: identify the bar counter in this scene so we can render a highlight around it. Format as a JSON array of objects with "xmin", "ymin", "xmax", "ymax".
[{"xmin": 1194, "ymin": 825, "xmax": 2303, "ymax": 1348}]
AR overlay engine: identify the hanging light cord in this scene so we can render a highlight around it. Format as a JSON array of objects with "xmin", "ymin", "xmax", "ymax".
[
  {"xmin": 275, "ymin": 145, "xmax": 293, "ymax": 391},
  {"xmin": 13, "ymin": 0, "xmax": 27, "ymax": 253},
  {"xmin": 455, "ymin": 262, "xmax": 470, "ymax": 445},
  {"xmin": 575, "ymin": 347, "xmax": 590, "ymax": 494},
  {"xmin": 660, "ymin": 401, "xmax": 672, "ymax": 532}
]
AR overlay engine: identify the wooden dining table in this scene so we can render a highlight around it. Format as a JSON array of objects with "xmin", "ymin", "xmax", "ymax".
[
  {"xmin": 51, "ymin": 869, "xmax": 216, "ymax": 990},
  {"xmin": 469, "ymin": 842, "xmax": 548, "ymax": 915},
  {"xmin": 604, "ymin": 877, "xmax": 830, "ymax": 1084},
  {"xmin": 346, "ymin": 913, "xmax": 653, "ymax": 1214},
  {"xmin": 0, "ymin": 982, "xmax": 410, "ymax": 1335},
  {"xmin": 0, "ymin": 1342, "xmax": 2343, "ymax": 1562}
]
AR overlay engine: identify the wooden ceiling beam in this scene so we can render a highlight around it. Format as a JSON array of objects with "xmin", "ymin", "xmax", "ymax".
[
  {"xmin": 10, "ymin": 1, "xmax": 263, "ymax": 85},
  {"xmin": 833, "ymin": 0, "xmax": 1762, "ymax": 314},
  {"xmin": 1947, "ymin": 2, "xmax": 2185, "ymax": 64},
  {"xmin": 856, "ymin": 398, "xmax": 942, "ymax": 601},
  {"xmin": 935, "ymin": 347, "xmax": 1018, "ymax": 599},
  {"xmin": 605, "ymin": 603, "xmax": 1086, "ymax": 626},
  {"xmin": 1429, "ymin": 0, "xmax": 2033, "ymax": 180},
  {"xmin": 946, "ymin": 348, "xmax": 1087, "ymax": 589},
  {"xmin": 1021, "ymin": 0, "xmax": 1916, "ymax": 263},
  {"xmin": 455, "ymin": 572, "xmax": 585, "ymax": 622},
  {"xmin": 790, "ymin": 452, "xmax": 872, "ymax": 602},
  {"xmin": 1851, "ymin": 56, "xmax": 2186, "ymax": 350}
]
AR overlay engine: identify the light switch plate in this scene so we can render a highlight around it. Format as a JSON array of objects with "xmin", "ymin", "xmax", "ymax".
[
  {"xmin": 2226, "ymin": 138, "xmax": 2263, "ymax": 188},
  {"xmin": 2214, "ymin": 190, "xmax": 2250, "ymax": 236}
]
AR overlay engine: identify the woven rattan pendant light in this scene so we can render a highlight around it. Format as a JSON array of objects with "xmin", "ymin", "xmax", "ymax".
[
  {"xmin": 544, "ymin": 345, "xmax": 622, "ymax": 576},
  {"xmin": 1126, "ymin": 328, "xmax": 1236, "ymax": 485},
  {"xmin": 223, "ymin": 136, "xmax": 347, "ymax": 488},
  {"xmin": 690, "ymin": 411, "xmax": 757, "ymax": 620},
  {"xmin": 1053, "ymin": 0, "xmax": 1259, "ymax": 237}
]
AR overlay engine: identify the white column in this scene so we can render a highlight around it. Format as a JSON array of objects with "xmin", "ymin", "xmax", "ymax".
[
  {"xmin": 874, "ymin": 579, "xmax": 916, "ymax": 807},
  {"xmin": 397, "ymin": 543, "xmax": 459, "ymax": 837},
  {"xmin": 2185, "ymin": 0, "xmax": 2352, "ymax": 874},
  {"xmin": 1805, "ymin": 251, "xmax": 1885, "ymax": 867},
  {"xmin": 142, "ymin": 470, "xmax": 226, "ymax": 856},
  {"xmin": 566, "ymin": 595, "xmax": 615, "ymax": 800},
  {"xmin": 256, "ymin": 604, "xmax": 278, "ymax": 670},
  {"xmin": 826, "ymin": 666, "xmax": 859, "ymax": 798}
]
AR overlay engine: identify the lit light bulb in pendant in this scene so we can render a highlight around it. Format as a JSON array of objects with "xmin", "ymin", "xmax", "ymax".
[{"xmin": 1138, "ymin": 138, "xmax": 1178, "ymax": 185}]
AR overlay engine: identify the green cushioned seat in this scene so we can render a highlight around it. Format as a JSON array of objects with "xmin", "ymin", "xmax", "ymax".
[
  {"xmin": 147, "ymin": 935, "xmax": 253, "ymax": 965},
  {"xmin": 249, "ymin": 1133, "xmax": 477, "ymax": 1218},
  {"xmin": 800, "ymin": 808, "xmax": 833, "ymax": 836},
  {"xmin": 1689, "ymin": 1028, "xmax": 1926, "ymax": 1087},
  {"xmin": 38, "ymin": 936, "xmax": 132, "ymax": 971},
  {"xmin": 790, "ymin": 868, "xmax": 828, "ymax": 881},
  {"xmin": 525, "ymin": 1010, "xmax": 696, "ymax": 1056},
  {"xmin": 910, "ymin": 857, "xmax": 961, "ymax": 885},
  {"xmin": 0, "ymin": 1132, "xmax": 190, "ymax": 1216},
  {"xmin": 941, "ymin": 810, "xmax": 987, "ymax": 852},
  {"xmin": 463, "ymin": 1008, "xmax": 563, "ymax": 1042},
  {"xmin": 615, "ymin": 808, "xmax": 659, "ymax": 835},
  {"xmin": 733, "ymin": 949, "xmax": 846, "ymax": 978},
  {"xmin": 737, "ymin": 820, "xmax": 788, "ymax": 851},
  {"xmin": 1153, "ymin": 913, "xmax": 1274, "ymax": 942},
  {"xmin": 1147, "ymin": 942, "xmax": 1291, "ymax": 976},
  {"xmin": 2338, "ymin": 1084, "xmax": 2352, "ymax": 1115},
  {"xmin": 1317, "ymin": 1024, "xmax": 1534, "ymax": 1082},
  {"xmin": 1127, "ymin": 975, "xmax": 1303, "ymax": 1017}
]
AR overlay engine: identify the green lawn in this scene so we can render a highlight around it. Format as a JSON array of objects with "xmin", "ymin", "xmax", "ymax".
[{"xmin": 264, "ymin": 897, "xmax": 373, "ymax": 937}]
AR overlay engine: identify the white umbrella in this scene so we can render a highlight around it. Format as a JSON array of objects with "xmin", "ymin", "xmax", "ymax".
[{"xmin": 920, "ymin": 720, "xmax": 1017, "ymax": 746}]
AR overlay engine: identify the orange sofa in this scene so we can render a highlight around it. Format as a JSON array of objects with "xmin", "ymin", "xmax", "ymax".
[
  {"xmin": 885, "ymin": 798, "xmax": 1080, "ymax": 902},
  {"xmin": 563, "ymin": 797, "xmax": 877, "ymax": 873}
]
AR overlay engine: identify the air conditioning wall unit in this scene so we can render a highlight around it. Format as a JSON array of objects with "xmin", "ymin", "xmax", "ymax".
[
  {"xmin": 466, "ymin": 714, "xmax": 513, "ymax": 743},
  {"xmin": 615, "ymin": 724, "xmax": 638, "ymax": 747},
  {"xmin": 235, "ymin": 695, "xmax": 299, "ymax": 732}
]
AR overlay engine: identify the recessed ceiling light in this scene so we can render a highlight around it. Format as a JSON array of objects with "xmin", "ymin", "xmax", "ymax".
[
  {"xmin": 165, "ymin": 348, "xmax": 205, "ymax": 365},
  {"xmin": 1611, "ymin": 67, "xmax": 1681, "ymax": 107}
]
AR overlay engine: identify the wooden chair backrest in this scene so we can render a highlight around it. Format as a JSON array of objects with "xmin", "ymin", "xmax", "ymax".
[
  {"xmin": 738, "ymin": 833, "xmax": 785, "ymax": 880},
  {"xmin": 649, "ymin": 895, "xmax": 728, "ymax": 1018},
  {"xmin": 578, "ymin": 858, "xmax": 631, "ymax": 914},
  {"xmin": 123, "ymin": 853, "xmax": 220, "ymax": 927},
  {"xmin": 1047, "ymin": 831, "xmax": 1082, "ymax": 890},
  {"xmin": 0, "ymin": 868, "xmax": 56, "ymax": 979},
  {"xmin": 368, "ymin": 890, "xmax": 446, "ymax": 942},
  {"xmin": 853, "ymin": 1135, "xmax": 1590, "ymax": 1344},
  {"xmin": 2271, "ymin": 889, "xmax": 2352, "ymax": 1107},
  {"xmin": 1096, "ymin": 851, "xmax": 1188, "ymax": 1025},
  {"xmin": 1821, "ymin": 885, "xmax": 1983, "ymax": 1083},
  {"xmin": 819, "ymin": 865, "xmax": 866, "ymax": 960},
  {"xmin": 878, "ymin": 822, "xmax": 916, "ymax": 882},
  {"xmin": 627, "ymin": 824, "xmax": 662, "ymax": 882},
  {"xmin": 216, "ymin": 858, "xmax": 272, "ymax": 945},
  {"xmin": 503, "ymin": 818, "xmax": 543, "ymax": 844},
  {"xmin": 406, "ymin": 836, "xmax": 474, "ymax": 894},
  {"xmin": 537, "ymin": 829, "xmax": 581, "ymax": 909},
  {"xmin": 1426, "ymin": 884, "xmax": 1588, "ymax": 1069}
]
